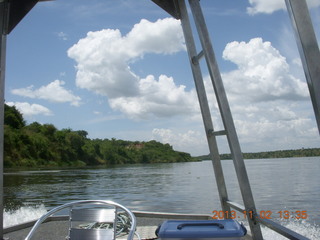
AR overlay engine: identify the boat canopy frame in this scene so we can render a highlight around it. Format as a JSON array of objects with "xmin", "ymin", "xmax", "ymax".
[{"xmin": 1, "ymin": 1, "xmax": 319, "ymax": 240}]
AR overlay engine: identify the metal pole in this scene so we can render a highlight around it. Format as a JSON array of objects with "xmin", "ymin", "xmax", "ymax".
[
  {"xmin": 177, "ymin": 0, "xmax": 231, "ymax": 214},
  {"xmin": 188, "ymin": 0, "xmax": 263, "ymax": 239},
  {"xmin": 285, "ymin": 0, "xmax": 320, "ymax": 134},
  {"xmin": 0, "ymin": 0, "xmax": 8, "ymax": 238}
]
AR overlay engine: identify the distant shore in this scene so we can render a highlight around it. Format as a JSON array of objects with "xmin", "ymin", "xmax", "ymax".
[{"xmin": 193, "ymin": 148, "xmax": 320, "ymax": 161}]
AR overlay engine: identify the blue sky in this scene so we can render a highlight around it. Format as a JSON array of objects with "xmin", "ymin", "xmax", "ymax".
[{"xmin": 5, "ymin": 0, "xmax": 320, "ymax": 156}]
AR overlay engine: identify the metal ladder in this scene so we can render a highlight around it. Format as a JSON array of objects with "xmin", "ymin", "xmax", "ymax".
[
  {"xmin": 152, "ymin": 0, "xmax": 318, "ymax": 239},
  {"xmin": 176, "ymin": 0, "xmax": 263, "ymax": 238}
]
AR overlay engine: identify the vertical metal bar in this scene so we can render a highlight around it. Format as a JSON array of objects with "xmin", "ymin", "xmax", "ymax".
[
  {"xmin": 0, "ymin": 0, "xmax": 8, "ymax": 238},
  {"xmin": 285, "ymin": 0, "xmax": 320, "ymax": 134},
  {"xmin": 188, "ymin": 0, "xmax": 263, "ymax": 239},
  {"xmin": 177, "ymin": 0, "xmax": 230, "ymax": 214}
]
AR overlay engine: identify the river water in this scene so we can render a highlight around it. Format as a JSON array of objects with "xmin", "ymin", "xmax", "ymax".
[{"xmin": 3, "ymin": 157, "xmax": 320, "ymax": 239}]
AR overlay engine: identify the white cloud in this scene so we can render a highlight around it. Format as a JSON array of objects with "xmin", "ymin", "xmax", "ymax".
[
  {"xmin": 6, "ymin": 102, "xmax": 53, "ymax": 117},
  {"xmin": 57, "ymin": 31, "xmax": 68, "ymax": 41},
  {"xmin": 234, "ymin": 115, "xmax": 318, "ymax": 151},
  {"xmin": 152, "ymin": 128, "xmax": 207, "ymax": 155},
  {"xmin": 67, "ymin": 18, "xmax": 193, "ymax": 119},
  {"xmin": 247, "ymin": 0, "xmax": 320, "ymax": 15},
  {"xmin": 292, "ymin": 58, "xmax": 302, "ymax": 67},
  {"xmin": 109, "ymin": 75, "xmax": 198, "ymax": 119},
  {"xmin": 222, "ymin": 38, "xmax": 308, "ymax": 102},
  {"xmin": 247, "ymin": 0, "xmax": 284, "ymax": 15},
  {"xmin": 67, "ymin": 16, "xmax": 318, "ymax": 154},
  {"xmin": 217, "ymin": 37, "xmax": 318, "ymax": 152},
  {"xmin": 11, "ymin": 80, "xmax": 81, "ymax": 106},
  {"xmin": 125, "ymin": 18, "xmax": 186, "ymax": 56}
]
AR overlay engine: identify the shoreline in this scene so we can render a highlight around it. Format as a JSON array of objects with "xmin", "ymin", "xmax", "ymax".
[{"xmin": 4, "ymin": 155, "xmax": 320, "ymax": 172}]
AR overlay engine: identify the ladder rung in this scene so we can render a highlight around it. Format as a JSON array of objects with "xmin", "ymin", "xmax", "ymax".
[
  {"xmin": 209, "ymin": 130, "xmax": 227, "ymax": 136},
  {"xmin": 226, "ymin": 201, "xmax": 245, "ymax": 212},
  {"xmin": 192, "ymin": 50, "xmax": 204, "ymax": 64}
]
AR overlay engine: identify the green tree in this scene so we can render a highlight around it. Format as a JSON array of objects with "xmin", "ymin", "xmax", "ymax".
[
  {"xmin": 4, "ymin": 104, "xmax": 25, "ymax": 129},
  {"xmin": 3, "ymin": 104, "xmax": 194, "ymax": 168}
]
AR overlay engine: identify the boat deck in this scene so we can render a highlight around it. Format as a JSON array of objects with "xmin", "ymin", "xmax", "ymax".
[{"xmin": 4, "ymin": 212, "xmax": 252, "ymax": 240}]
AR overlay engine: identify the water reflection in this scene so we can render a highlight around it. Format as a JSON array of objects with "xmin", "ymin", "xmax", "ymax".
[{"xmin": 4, "ymin": 157, "xmax": 320, "ymax": 225}]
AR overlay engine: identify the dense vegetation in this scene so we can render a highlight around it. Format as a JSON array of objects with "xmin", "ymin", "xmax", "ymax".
[
  {"xmin": 4, "ymin": 104, "xmax": 319, "ymax": 168},
  {"xmin": 195, "ymin": 148, "xmax": 320, "ymax": 161},
  {"xmin": 3, "ymin": 104, "xmax": 193, "ymax": 168}
]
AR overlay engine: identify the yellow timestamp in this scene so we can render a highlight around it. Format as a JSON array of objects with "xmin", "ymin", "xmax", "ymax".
[{"xmin": 211, "ymin": 210, "xmax": 308, "ymax": 220}]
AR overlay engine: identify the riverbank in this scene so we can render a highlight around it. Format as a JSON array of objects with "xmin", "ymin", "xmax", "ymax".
[
  {"xmin": 4, "ymin": 104, "xmax": 195, "ymax": 169},
  {"xmin": 194, "ymin": 147, "xmax": 320, "ymax": 161}
]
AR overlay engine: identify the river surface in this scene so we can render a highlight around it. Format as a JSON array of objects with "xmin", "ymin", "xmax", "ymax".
[{"xmin": 3, "ymin": 157, "xmax": 320, "ymax": 239}]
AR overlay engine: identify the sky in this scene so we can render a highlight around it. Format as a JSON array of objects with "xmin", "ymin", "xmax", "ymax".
[{"xmin": 4, "ymin": 0, "xmax": 320, "ymax": 156}]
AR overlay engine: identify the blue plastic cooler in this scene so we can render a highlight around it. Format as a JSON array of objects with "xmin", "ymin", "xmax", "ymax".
[{"xmin": 156, "ymin": 220, "xmax": 247, "ymax": 240}]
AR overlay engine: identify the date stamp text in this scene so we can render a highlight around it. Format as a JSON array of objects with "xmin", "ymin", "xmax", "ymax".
[{"xmin": 211, "ymin": 210, "xmax": 308, "ymax": 220}]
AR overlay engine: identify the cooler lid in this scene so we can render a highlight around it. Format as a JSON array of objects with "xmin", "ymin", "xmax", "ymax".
[{"xmin": 158, "ymin": 220, "xmax": 247, "ymax": 238}]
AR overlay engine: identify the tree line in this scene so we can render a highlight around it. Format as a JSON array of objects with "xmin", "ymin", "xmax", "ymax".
[
  {"xmin": 3, "ymin": 104, "xmax": 193, "ymax": 168},
  {"xmin": 195, "ymin": 148, "xmax": 320, "ymax": 161}
]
